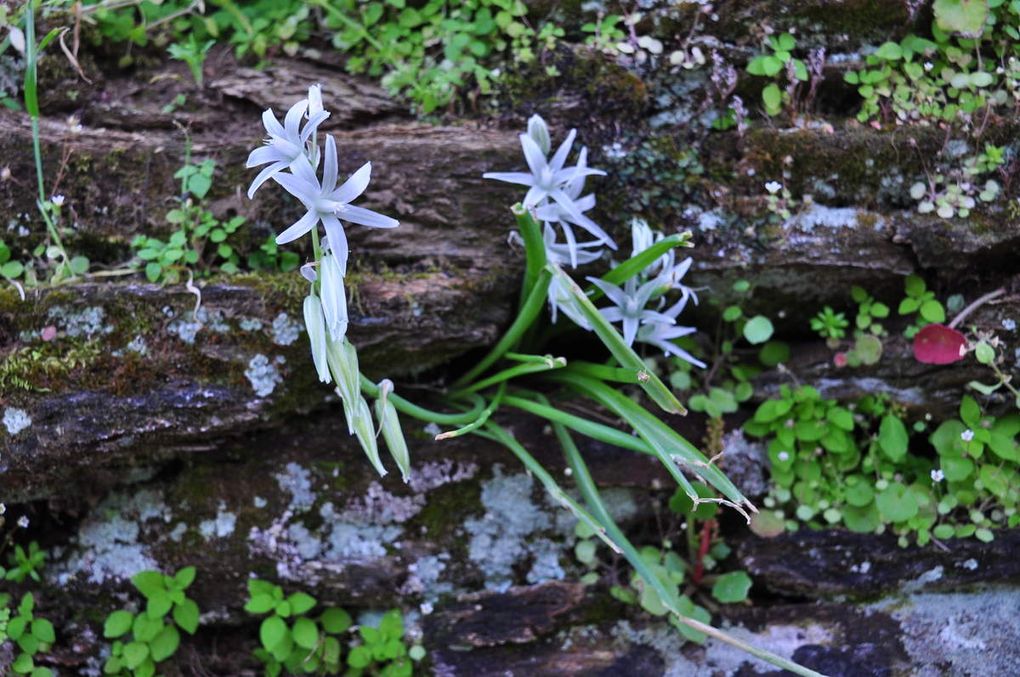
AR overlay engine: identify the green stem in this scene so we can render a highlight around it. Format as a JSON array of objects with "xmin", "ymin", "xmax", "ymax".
[
  {"xmin": 587, "ymin": 232, "xmax": 691, "ymax": 301},
  {"xmin": 359, "ymin": 375, "xmax": 482, "ymax": 425},
  {"xmin": 563, "ymin": 360, "xmax": 643, "ymax": 384},
  {"xmin": 504, "ymin": 352, "xmax": 562, "ymax": 366},
  {"xmin": 557, "ymin": 424, "xmax": 823, "ymax": 677},
  {"xmin": 451, "ymin": 268, "xmax": 552, "ymax": 388},
  {"xmin": 514, "ymin": 204, "xmax": 546, "ymax": 312},
  {"xmin": 502, "ymin": 394, "xmax": 653, "ymax": 457},
  {"xmin": 451, "ymin": 359, "xmax": 565, "ymax": 397},
  {"xmin": 435, "ymin": 383, "xmax": 506, "ymax": 440}
]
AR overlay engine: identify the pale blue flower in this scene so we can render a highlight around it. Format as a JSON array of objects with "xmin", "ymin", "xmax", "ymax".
[
  {"xmin": 272, "ymin": 134, "xmax": 399, "ymax": 271},
  {"xmin": 542, "ymin": 223, "xmax": 603, "ymax": 269},
  {"xmin": 527, "ymin": 114, "xmax": 551, "ymax": 154},
  {"xmin": 483, "ymin": 123, "xmax": 605, "ymax": 218},
  {"xmin": 246, "ymin": 98, "xmax": 329, "ymax": 198},
  {"xmin": 534, "ymin": 146, "xmax": 616, "ymax": 257},
  {"xmin": 587, "ymin": 275, "xmax": 677, "ymax": 346},
  {"xmin": 636, "ymin": 296, "xmax": 706, "ymax": 368}
]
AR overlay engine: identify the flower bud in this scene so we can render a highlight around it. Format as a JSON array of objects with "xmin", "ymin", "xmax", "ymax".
[
  {"xmin": 303, "ymin": 294, "xmax": 331, "ymax": 383},
  {"xmin": 308, "ymin": 84, "xmax": 324, "ymax": 118},
  {"xmin": 320, "ymin": 253, "xmax": 348, "ymax": 341},
  {"xmin": 527, "ymin": 114, "xmax": 551, "ymax": 155},
  {"xmin": 351, "ymin": 396, "xmax": 387, "ymax": 477},
  {"xmin": 375, "ymin": 380, "xmax": 411, "ymax": 482},
  {"xmin": 326, "ymin": 337, "xmax": 361, "ymax": 409}
]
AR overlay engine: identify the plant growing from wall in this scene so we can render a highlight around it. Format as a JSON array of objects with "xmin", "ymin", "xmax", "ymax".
[
  {"xmin": 102, "ymin": 567, "xmax": 201, "ymax": 676},
  {"xmin": 745, "ymin": 33, "xmax": 807, "ymax": 116}
]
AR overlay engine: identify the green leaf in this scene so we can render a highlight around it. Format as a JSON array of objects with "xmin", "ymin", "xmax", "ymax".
[
  {"xmin": 187, "ymin": 173, "xmax": 212, "ymax": 199},
  {"xmin": 920, "ymin": 299, "xmax": 945, "ymax": 323},
  {"xmin": 974, "ymin": 341, "xmax": 995, "ymax": 365},
  {"xmin": 123, "ymin": 642, "xmax": 149, "ymax": 670},
  {"xmin": 149, "ymin": 624, "xmax": 180, "ymax": 662},
  {"xmin": 260, "ymin": 615, "xmax": 288, "ymax": 652},
  {"xmin": 132, "ymin": 571, "xmax": 166, "ymax": 598},
  {"xmin": 878, "ymin": 415, "xmax": 909, "ymax": 462},
  {"xmin": 104, "ymin": 610, "xmax": 134, "ymax": 638},
  {"xmin": 979, "ymin": 465, "xmax": 1009, "ymax": 498},
  {"xmin": 31, "ymin": 618, "xmax": 55, "ymax": 644},
  {"xmin": 874, "ymin": 41, "xmax": 903, "ymax": 60},
  {"xmin": 348, "ymin": 645, "xmax": 371, "ymax": 669},
  {"xmin": 287, "ymin": 592, "xmax": 316, "ymax": 616},
  {"xmin": 69, "ymin": 255, "xmax": 90, "ymax": 275},
  {"xmin": 145, "ymin": 262, "xmax": 162, "ymax": 283},
  {"xmin": 173, "ymin": 566, "xmax": 196, "ymax": 589},
  {"xmin": 826, "ymin": 407, "xmax": 855, "ymax": 431},
  {"xmin": 291, "ymin": 617, "xmax": 319, "ymax": 649},
  {"xmin": 875, "ymin": 482, "xmax": 918, "ymax": 522},
  {"xmin": 934, "ymin": 0, "xmax": 988, "ymax": 37},
  {"xmin": 761, "ymin": 83, "xmax": 783, "ymax": 114},
  {"xmin": 960, "ymin": 395, "xmax": 981, "ymax": 428},
  {"xmin": 1, "ymin": 260, "xmax": 24, "ymax": 279},
  {"xmin": 711, "ymin": 571, "xmax": 752, "ymax": 603},
  {"xmin": 173, "ymin": 599, "xmax": 200, "ymax": 634},
  {"xmin": 759, "ymin": 341, "xmax": 790, "ymax": 367},
  {"xmin": 742, "ymin": 315, "xmax": 774, "ymax": 344},
  {"xmin": 321, "ymin": 608, "xmax": 352, "ymax": 634},
  {"xmin": 244, "ymin": 593, "xmax": 276, "ymax": 615},
  {"xmin": 147, "ymin": 591, "xmax": 173, "ymax": 619}
]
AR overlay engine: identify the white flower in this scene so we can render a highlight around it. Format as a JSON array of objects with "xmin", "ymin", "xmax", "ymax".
[
  {"xmin": 376, "ymin": 379, "xmax": 411, "ymax": 483},
  {"xmin": 319, "ymin": 252, "xmax": 348, "ymax": 341},
  {"xmin": 777, "ymin": 451, "xmax": 790, "ymax": 462},
  {"xmin": 17, "ymin": 515, "xmax": 29, "ymax": 528},
  {"xmin": 246, "ymin": 97, "xmax": 330, "ymax": 198},
  {"xmin": 483, "ymin": 121, "xmax": 606, "ymax": 218},
  {"xmin": 587, "ymin": 275, "xmax": 677, "ymax": 347},
  {"xmin": 308, "ymin": 84, "xmax": 324, "ymax": 118},
  {"xmin": 542, "ymin": 223, "xmax": 604, "ymax": 269},
  {"xmin": 8, "ymin": 26, "xmax": 25, "ymax": 55},
  {"xmin": 931, "ymin": 469, "xmax": 945, "ymax": 483},
  {"xmin": 534, "ymin": 146, "xmax": 616, "ymax": 256},
  {"xmin": 635, "ymin": 295, "xmax": 706, "ymax": 368},
  {"xmin": 961, "ymin": 429, "xmax": 974, "ymax": 442},
  {"xmin": 765, "ymin": 181, "xmax": 782, "ymax": 194},
  {"xmin": 303, "ymin": 294, "xmax": 330, "ymax": 383},
  {"xmin": 272, "ymin": 134, "xmax": 398, "ymax": 271},
  {"xmin": 51, "ymin": 194, "xmax": 65, "ymax": 207}
]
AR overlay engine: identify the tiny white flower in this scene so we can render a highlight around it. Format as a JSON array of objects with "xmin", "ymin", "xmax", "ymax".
[
  {"xmin": 961, "ymin": 429, "xmax": 974, "ymax": 442},
  {"xmin": 765, "ymin": 181, "xmax": 783, "ymax": 194},
  {"xmin": 17, "ymin": 515, "xmax": 29, "ymax": 528},
  {"xmin": 931, "ymin": 469, "xmax": 945, "ymax": 483},
  {"xmin": 300, "ymin": 262, "xmax": 318, "ymax": 283},
  {"xmin": 777, "ymin": 451, "xmax": 790, "ymax": 462},
  {"xmin": 51, "ymin": 194, "xmax": 65, "ymax": 207},
  {"xmin": 542, "ymin": 223, "xmax": 604, "ymax": 269},
  {"xmin": 1002, "ymin": 318, "xmax": 1016, "ymax": 332},
  {"xmin": 8, "ymin": 26, "xmax": 25, "ymax": 55}
]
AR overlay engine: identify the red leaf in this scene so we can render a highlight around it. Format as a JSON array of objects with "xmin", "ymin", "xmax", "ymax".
[{"xmin": 913, "ymin": 324, "xmax": 966, "ymax": 364}]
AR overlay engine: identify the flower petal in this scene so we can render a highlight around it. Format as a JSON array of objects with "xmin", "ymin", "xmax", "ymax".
[
  {"xmin": 323, "ymin": 135, "xmax": 339, "ymax": 192},
  {"xmin": 586, "ymin": 277, "xmax": 628, "ymax": 307},
  {"xmin": 272, "ymin": 171, "xmax": 318, "ymax": 209},
  {"xmin": 262, "ymin": 108, "xmax": 285, "ymax": 139},
  {"xmin": 247, "ymin": 161, "xmax": 288, "ymax": 199},
  {"xmin": 246, "ymin": 145, "xmax": 282, "ymax": 168},
  {"xmin": 523, "ymin": 185, "xmax": 548, "ymax": 208},
  {"xmin": 332, "ymin": 162, "xmax": 371, "ymax": 205},
  {"xmin": 520, "ymin": 133, "xmax": 547, "ymax": 177},
  {"xmin": 341, "ymin": 204, "xmax": 399, "ymax": 229},
  {"xmin": 284, "ymin": 98, "xmax": 309, "ymax": 138},
  {"xmin": 301, "ymin": 110, "xmax": 330, "ymax": 142},
  {"xmin": 322, "ymin": 215, "xmax": 349, "ymax": 275},
  {"xmin": 549, "ymin": 128, "xmax": 576, "ymax": 172},
  {"xmin": 482, "ymin": 171, "xmax": 536, "ymax": 186},
  {"xmin": 275, "ymin": 209, "xmax": 319, "ymax": 245},
  {"xmin": 622, "ymin": 316, "xmax": 639, "ymax": 346}
]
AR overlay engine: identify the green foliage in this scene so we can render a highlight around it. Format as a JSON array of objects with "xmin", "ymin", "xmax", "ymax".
[
  {"xmin": 745, "ymin": 33, "xmax": 808, "ymax": 116},
  {"xmin": 851, "ymin": 286, "xmax": 890, "ymax": 337},
  {"xmin": 909, "ymin": 144, "xmax": 1004, "ymax": 218},
  {"xmin": 103, "ymin": 567, "xmax": 201, "ymax": 676},
  {"xmin": 247, "ymin": 236, "xmax": 301, "ymax": 273},
  {"xmin": 846, "ymin": 2, "xmax": 1020, "ymax": 125},
  {"xmin": 898, "ymin": 274, "xmax": 946, "ymax": 338},
  {"xmin": 748, "ymin": 385, "xmax": 1020, "ymax": 546},
  {"xmin": 246, "ymin": 579, "xmax": 356, "ymax": 676},
  {"xmin": 810, "ymin": 306, "xmax": 849, "ymax": 340},
  {"xmin": 168, "ymin": 33, "xmax": 214, "ymax": 86},
  {"xmin": 4, "ymin": 593, "xmax": 55, "ymax": 677},
  {"xmin": 347, "ymin": 610, "xmax": 414, "ymax": 676},
  {"xmin": 131, "ymin": 159, "xmax": 246, "ymax": 283},
  {"xmin": 5, "ymin": 541, "xmax": 46, "ymax": 583}
]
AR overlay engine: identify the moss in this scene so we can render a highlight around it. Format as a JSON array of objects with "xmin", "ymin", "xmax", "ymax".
[{"xmin": 410, "ymin": 477, "xmax": 483, "ymax": 546}]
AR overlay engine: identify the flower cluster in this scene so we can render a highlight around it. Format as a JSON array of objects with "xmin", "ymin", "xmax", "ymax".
[
  {"xmin": 591, "ymin": 219, "xmax": 704, "ymax": 368},
  {"xmin": 485, "ymin": 114, "xmax": 616, "ymax": 267},
  {"xmin": 246, "ymin": 86, "xmax": 409, "ymax": 481}
]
